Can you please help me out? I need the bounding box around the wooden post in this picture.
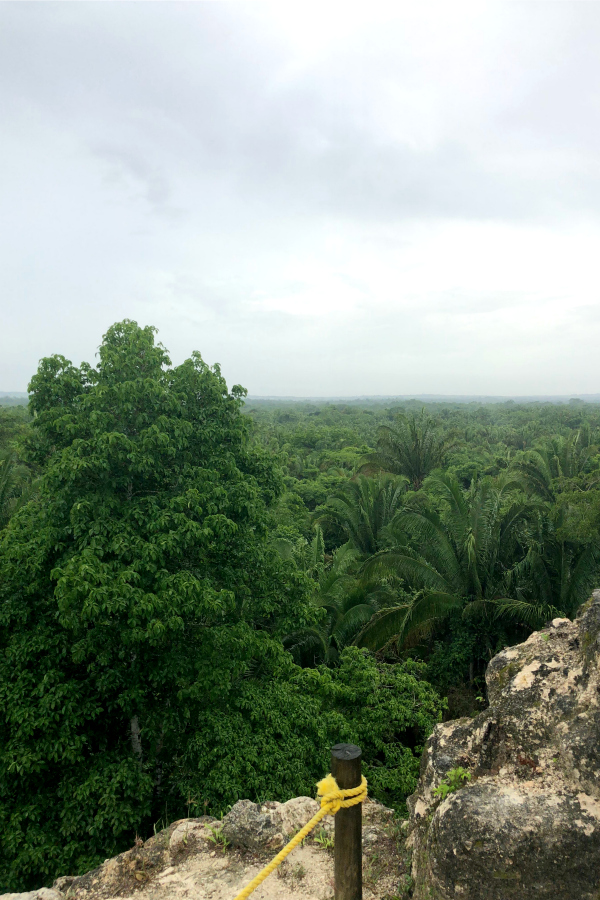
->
[331,743,362,900]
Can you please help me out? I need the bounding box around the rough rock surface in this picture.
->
[1,799,405,900]
[220,796,333,851]
[407,590,600,900]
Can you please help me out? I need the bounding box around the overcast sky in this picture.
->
[2,2,600,395]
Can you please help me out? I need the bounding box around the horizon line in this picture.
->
[2,391,599,403]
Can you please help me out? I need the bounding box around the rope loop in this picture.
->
[317,773,368,815]
[231,774,367,900]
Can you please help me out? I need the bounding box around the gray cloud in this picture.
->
[2,2,600,394]
[4,2,600,223]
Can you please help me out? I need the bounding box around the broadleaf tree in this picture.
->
[0,321,315,887]
[0,322,442,890]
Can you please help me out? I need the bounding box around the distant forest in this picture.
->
[244,393,600,695]
[1,322,600,890]
[0,394,28,407]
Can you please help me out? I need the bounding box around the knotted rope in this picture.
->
[231,774,368,900]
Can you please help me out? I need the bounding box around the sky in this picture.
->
[2,1,600,396]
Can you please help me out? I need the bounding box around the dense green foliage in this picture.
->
[0,407,34,529]
[3,325,600,891]
[247,395,600,699]
[0,324,442,891]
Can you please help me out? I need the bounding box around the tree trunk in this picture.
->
[130,715,143,762]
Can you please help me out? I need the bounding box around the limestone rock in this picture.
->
[48,817,212,898]
[407,589,600,900]
[279,796,326,836]
[23,797,404,900]
[220,796,332,851]
[169,816,217,854]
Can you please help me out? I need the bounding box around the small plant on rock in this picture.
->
[433,767,471,801]
[313,827,334,851]
[206,826,230,852]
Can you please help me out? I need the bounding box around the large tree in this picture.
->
[0,322,317,888]
[0,322,442,891]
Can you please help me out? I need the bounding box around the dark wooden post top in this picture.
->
[331,743,362,900]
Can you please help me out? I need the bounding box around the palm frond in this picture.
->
[283,628,327,667]
[353,604,412,651]
[493,597,562,630]
[332,603,382,649]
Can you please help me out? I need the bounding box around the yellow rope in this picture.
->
[231,774,367,900]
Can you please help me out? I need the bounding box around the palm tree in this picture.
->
[512,433,595,502]
[283,537,400,666]
[361,410,456,490]
[497,505,600,628]
[355,472,534,653]
[314,473,408,558]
